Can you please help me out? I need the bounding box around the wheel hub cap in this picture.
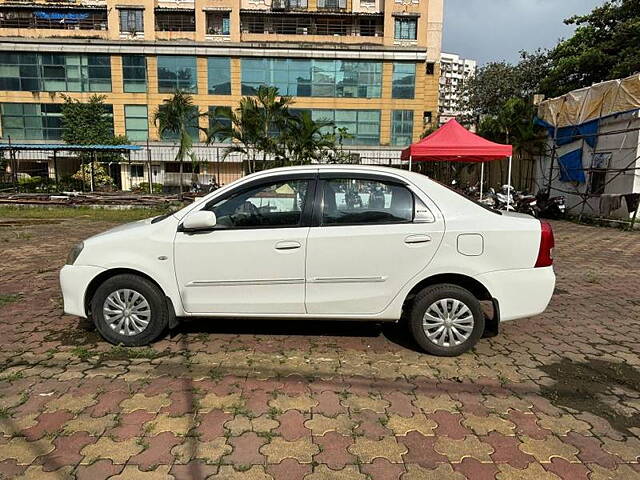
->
[422,298,474,348]
[103,289,151,336]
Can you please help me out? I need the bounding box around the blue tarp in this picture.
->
[535,117,599,148]
[34,11,90,21]
[558,148,586,183]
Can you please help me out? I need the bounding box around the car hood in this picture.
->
[89,217,155,239]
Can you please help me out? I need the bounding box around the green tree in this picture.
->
[541,0,640,97]
[154,90,205,197]
[282,111,335,165]
[61,94,127,191]
[460,50,549,119]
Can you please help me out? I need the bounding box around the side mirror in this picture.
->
[182,210,217,231]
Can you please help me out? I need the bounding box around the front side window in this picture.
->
[207,179,310,228]
[321,178,414,225]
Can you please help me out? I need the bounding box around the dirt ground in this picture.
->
[0,215,639,479]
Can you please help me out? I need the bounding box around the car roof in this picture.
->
[255,164,414,179]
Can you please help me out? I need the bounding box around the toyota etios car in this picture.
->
[60,166,555,356]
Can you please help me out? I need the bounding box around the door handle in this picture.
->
[275,241,302,250]
[405,234,431,244]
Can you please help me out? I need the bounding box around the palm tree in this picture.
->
[154,91,204,197]
[283,111,335,165]
[207,86,293,173]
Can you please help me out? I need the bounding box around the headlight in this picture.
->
[66,242,84,265]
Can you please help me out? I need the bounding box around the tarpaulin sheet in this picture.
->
[538,73,640,128]
[558,148,586,183]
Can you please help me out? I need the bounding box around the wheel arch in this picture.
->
[402,272,499,335]
[84,268,174,320]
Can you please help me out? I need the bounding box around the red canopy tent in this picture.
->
[400,119,513,204]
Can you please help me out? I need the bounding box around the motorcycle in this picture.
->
[535,191,567,219]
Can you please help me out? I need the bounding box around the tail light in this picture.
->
[535,221,554,268]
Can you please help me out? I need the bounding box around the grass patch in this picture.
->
[0,294,21,308]
[0,206,177,223]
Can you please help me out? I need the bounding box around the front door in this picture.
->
[174,175,315,314]
[305,175,444,315]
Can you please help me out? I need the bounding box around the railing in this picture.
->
[241,14,383,37]
[0,9,108,30]
[155,11,195,32]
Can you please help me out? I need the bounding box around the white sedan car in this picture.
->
[60,165,555,356]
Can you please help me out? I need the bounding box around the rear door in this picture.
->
[305,173,444,315]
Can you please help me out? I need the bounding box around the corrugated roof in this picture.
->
[0,144,142,151]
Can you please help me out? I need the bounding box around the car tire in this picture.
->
[409,284,485,356]
[90,274,169,347]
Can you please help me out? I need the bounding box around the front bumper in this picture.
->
[477,266,556,322]
[59,264,106,318]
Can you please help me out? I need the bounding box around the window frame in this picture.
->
[312,173,416,227]
[193,173,318,231]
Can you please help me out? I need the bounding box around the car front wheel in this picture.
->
[91,274,169,346]
[409,284,485,356]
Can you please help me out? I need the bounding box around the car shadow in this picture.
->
[171,317,424,353]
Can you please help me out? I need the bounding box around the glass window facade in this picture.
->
[157,55,197,93]
[391,110,414,146]
[125,105,148,141]
[0,103,63,140]
[207,57,231,95]
[0,53,111,92]
[119,9,143,33]
[122,55,147,93]
[208,106,232,143]
[394,18,417,40]
[241,58,382,98]
[310,109,380,145]
[392,62,416,99]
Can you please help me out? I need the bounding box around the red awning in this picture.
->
[400,119,512,162]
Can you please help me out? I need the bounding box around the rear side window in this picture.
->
[321,178,414,226]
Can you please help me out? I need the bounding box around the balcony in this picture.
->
[241,13,383,39]
[0,6,108,31]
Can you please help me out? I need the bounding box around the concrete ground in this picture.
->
[0,216,639,479]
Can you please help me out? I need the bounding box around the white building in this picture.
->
[439,53,477,125]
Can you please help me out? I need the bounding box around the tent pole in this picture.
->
[479,163,484,200]
[506,155,513,210]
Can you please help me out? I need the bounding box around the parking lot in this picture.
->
[0,214,639,479]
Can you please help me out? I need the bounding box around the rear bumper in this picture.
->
[60,264,105,318]
[477,266,555,322]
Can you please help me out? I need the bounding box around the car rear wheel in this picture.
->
[91,274,168,346]
[409,284,484,356]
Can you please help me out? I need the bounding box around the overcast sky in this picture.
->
[443,0,606,65]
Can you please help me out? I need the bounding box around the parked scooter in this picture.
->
[534,190,567,219]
